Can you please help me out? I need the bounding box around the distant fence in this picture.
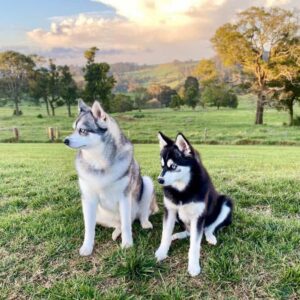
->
[0,127,62,142]
[0,127,210,143]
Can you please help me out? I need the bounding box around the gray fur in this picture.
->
[64,100,158,253]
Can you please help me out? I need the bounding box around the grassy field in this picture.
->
[1,95,300,145]
[0,143,299,299]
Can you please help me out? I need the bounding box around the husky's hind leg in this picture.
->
[139,176,156,229]
[205,197,232,245]
[112,227,121,241]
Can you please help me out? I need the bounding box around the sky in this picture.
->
[0,0,299,65]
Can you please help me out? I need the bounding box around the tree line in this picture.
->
[0,6,299,125]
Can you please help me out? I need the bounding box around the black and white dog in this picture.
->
[155,132,233,276]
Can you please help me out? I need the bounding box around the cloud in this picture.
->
[27,0,300,64]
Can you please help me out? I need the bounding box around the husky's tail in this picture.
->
[142,176,159,214]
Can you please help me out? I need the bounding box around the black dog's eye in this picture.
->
[79,128,88,135]
[170,163,177,170]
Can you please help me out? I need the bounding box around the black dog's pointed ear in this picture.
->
[78,99,90,113]
[157,131,173,150]
[175,133,193,156]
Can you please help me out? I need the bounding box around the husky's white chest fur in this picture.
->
[76,153,130,213]
[164,197,206,224]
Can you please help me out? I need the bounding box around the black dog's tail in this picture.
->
[215,195,233,233]
[204,195,233,234]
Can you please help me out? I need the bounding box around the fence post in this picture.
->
[55,128,60,140]
[204,128,207,143]
[48,127,54,142]
[13,127,19,142]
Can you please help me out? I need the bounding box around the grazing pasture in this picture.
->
[0,144,299,299]
[0,95,300,144]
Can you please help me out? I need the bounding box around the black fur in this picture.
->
[160,132,233,235]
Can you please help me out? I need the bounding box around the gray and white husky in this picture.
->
[64,100,158,255]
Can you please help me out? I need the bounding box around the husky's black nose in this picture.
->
[158,177,165,185]
[64,138,70,145]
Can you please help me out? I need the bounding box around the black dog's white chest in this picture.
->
[164,197,206,225]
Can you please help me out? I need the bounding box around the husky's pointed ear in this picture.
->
[175,133,192,156]
[78,99,90,113]
[158,131,173,150]
[91,101,106,121]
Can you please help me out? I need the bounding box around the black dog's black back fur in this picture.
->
[160,133,233,232]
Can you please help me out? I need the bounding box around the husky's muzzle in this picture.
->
[157,168,167,185]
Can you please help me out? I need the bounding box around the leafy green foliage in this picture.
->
[132,87,150,111]
[59,65,78,117]
[169,94,182,110]
[0,51,35,115]
[211,6,299,124]
[83,47,116,111]
[183,76,200,109]
[1,95,300,144]
[48,59,64,116]
[110,94,133,113]
[202,85,238,109]
[157,86,178,107]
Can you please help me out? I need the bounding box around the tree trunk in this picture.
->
[67,103,71,117]
[50,102,55,116]
[44,97,50,116]
[14,97,20,116]
[288,104,293,126]
[255,93,264,125]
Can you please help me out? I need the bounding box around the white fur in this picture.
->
[160,165,191,191]
[155,197,205,276]
[66,102,156,255]
[175,134,192,156]
[77,155,155,252]
[204,203,231,245]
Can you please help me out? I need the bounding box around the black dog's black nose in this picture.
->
[158,177,164,184]
[64,138,70,145]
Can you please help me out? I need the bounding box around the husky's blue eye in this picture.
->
[171,164,177,170]
[79,128,88,135]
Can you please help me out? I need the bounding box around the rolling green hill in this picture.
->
[70,60,198,92]
[112,60,198,91]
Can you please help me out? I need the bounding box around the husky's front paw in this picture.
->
[141,220,153,229]
[205,233,217,245]
[155,247,168,261]
[188,264,201,277]
[121,238,133,249]
[79,243,94,256]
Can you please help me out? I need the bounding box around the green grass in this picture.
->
[1,94,300,144]
[1,143,299,299]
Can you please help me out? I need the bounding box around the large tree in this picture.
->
[133,87,150,111]
[48,60,62,116]
[211,6,299,124]
[83,47,116,111]
[0,51,35,115]
[158,86,178,107]
[270,77,300,126]
[30,67,51,116]
[194,59,219,87]
[59,65,78,117]
[202,84,238,109]
[183,76,200,109]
